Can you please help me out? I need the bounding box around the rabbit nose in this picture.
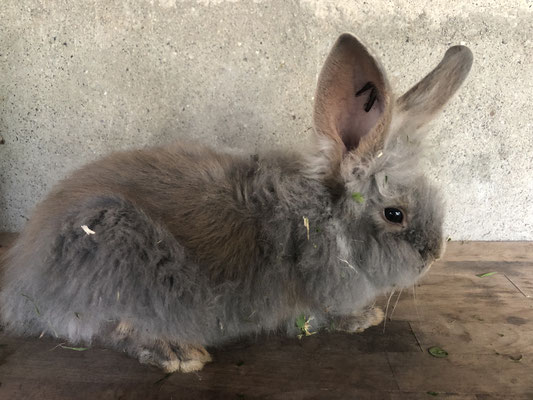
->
[418,247,431,260]
[421,236,445,260]
[418,243,442,263]
[433,239,445,260]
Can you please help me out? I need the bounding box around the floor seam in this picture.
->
[504,273,531,298]
[408,321,424,352]
[385,352,401,392]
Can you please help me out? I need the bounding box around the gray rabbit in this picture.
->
[0,34,472,373]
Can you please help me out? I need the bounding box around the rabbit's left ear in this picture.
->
[313,33,392,161]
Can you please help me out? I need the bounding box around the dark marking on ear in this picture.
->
[355,81,378,112]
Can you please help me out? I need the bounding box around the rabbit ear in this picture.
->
[313,33,392,160]
[395,45,473,131]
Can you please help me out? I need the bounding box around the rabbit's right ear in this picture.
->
[394,45,473,132]
[313,34,393,164]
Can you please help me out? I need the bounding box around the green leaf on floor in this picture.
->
[427,392,438,396]
[428,346,448,358]
[476,271,497,278]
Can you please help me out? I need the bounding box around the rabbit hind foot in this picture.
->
[138,341,212,373]
[112,322,211,373]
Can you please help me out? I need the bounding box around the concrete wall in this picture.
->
[0,0,532,240]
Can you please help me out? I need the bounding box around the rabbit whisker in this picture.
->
[382,289,395,334]
[389,288,403,321]
[412,285,421,324]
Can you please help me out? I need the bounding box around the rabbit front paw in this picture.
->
[332,306,384,333]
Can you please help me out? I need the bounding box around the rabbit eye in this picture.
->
[384,208,404,224]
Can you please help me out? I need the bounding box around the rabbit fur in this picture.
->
[0,34,472,372]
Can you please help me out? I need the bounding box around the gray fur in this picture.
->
[0,34,472,372]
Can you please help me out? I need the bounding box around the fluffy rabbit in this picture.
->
[0,34,472,373]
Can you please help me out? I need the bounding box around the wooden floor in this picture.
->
[0,233,532,399]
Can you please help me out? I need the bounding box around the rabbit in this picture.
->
[0,33,472,373]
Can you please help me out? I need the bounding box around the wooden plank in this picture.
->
[475,395,533,400]
[377,264,533,357]
[435,260,533,298]
[0,381,485,400]
[380,272,533,325]
[391,395,477,400]
[444,242,533,262]
[410,319,533,356]
[388,353,533,395]
[0,331,405,399]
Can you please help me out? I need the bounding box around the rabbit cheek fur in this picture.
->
[0,33,472,372]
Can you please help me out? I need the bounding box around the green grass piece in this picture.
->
[476,271,497,278]
[236,360,244,367]
[427,391,438,396]
[295,314,316,339]
[428,346,448,358]
[60,345,88,352]
[351,192,365,204]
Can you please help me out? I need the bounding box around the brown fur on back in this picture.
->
[28,142,261,280]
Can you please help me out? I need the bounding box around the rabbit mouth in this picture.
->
[419,259,435,275]
[416,242,443,268]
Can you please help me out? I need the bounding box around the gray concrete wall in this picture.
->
[0,0,532,240]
